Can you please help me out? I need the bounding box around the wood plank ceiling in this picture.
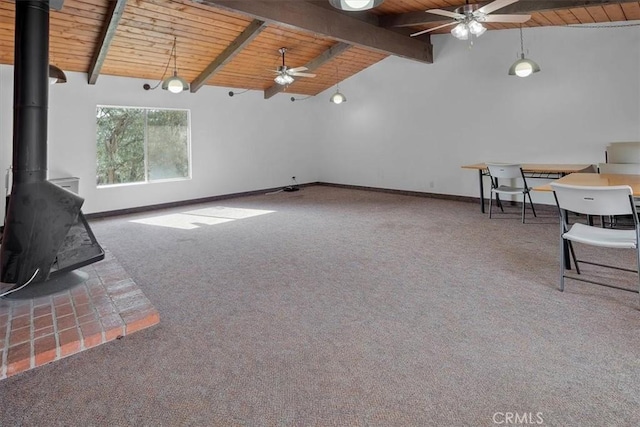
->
[0,0,638,99]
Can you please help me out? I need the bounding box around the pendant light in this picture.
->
[48,64,67,84]
[328,0,384,11]
[508,26,540,78]
[161,37,189,93]
[329,65,346,104]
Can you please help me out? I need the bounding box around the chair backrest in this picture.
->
[606,142,640,164]
[598,162,640,175]
[486,163,523,179]
[551,183,635,217]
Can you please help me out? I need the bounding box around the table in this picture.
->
[533,172,640,195]
[461,163,594,213]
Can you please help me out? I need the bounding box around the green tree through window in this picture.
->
[96,106,190,186]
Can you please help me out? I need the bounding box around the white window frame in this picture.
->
[96,105,192,188]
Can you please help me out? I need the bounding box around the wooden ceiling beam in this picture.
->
[87,0,127,84]
[263,41,351,99]
[190,19,267,93]
[195,0,432,63]
[380,0,639,28]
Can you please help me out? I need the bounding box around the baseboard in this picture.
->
[315,182,480,204]
[84,181,556,220]
[85,183,315,219]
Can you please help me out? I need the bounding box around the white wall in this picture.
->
[1,23,639,221]
[0,68,322,217]
[316,24,640,203]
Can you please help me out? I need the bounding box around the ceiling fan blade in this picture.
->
[288,66,308,73]
[290,72,316,78]
[425,9,465,20]
[483,14,531,23]
[477,0,519,15]
[410,21,457,37]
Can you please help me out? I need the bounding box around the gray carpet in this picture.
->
[1,185,639,426]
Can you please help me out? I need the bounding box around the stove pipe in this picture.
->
[1,0,103,286]
[12,0,49,186]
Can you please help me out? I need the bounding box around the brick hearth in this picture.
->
[0,250,159,379]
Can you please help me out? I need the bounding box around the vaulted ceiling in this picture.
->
[0,0,638,99]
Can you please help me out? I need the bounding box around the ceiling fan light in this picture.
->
[468,20,486,36]
[328,0,384,11]
[162,73,189,93]
[451,23,469,40]
[275,73,294,85]
[330,91,347,104]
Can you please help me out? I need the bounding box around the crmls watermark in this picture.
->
[492,412,544,425]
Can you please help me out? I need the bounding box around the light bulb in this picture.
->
[514,61,533,77]
[330,91,346,104]
[468,20,486,37]
[344,0,372,9]
[451,23,469,40]
[167,78,184,93]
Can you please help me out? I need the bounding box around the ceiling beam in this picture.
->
[190,19,267,93]
[87,0,127,84]
[50,0,64,11]
[263,42,351,100]
[195,0,432,63]
[380,0,639,28]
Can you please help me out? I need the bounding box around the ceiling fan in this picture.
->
[410,0,531,40]
[272,47,316,85]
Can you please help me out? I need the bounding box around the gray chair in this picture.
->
[486,163,536,223]
[551,182,640,296]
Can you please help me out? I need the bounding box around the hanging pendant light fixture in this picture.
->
[330,90,347,104]
[508,26,540,78]
[161,37,189,93]
[48,64,67,84]
[329,64,346,104]
[328,0,384,11]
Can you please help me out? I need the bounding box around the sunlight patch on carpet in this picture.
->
[129,207,275,230]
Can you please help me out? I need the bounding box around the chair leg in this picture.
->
[521,195,526,224]
[568,241,580,274]
[560,236,566,292]
[496,194,504,212]
[527,191,537,217]
[489,191,493,219]
[636,241,640,305]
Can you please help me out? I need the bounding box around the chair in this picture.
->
[605,142,640,164]
[598,163,640,224]
[550,183,640,295]
[598,162,640,175]
[486,163,537,223]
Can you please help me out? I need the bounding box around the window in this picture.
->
[96,106,191,186]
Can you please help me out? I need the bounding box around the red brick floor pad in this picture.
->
[0,250,159,379]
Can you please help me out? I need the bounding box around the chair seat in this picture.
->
[492,185,528,195]
[563,223,637,249]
